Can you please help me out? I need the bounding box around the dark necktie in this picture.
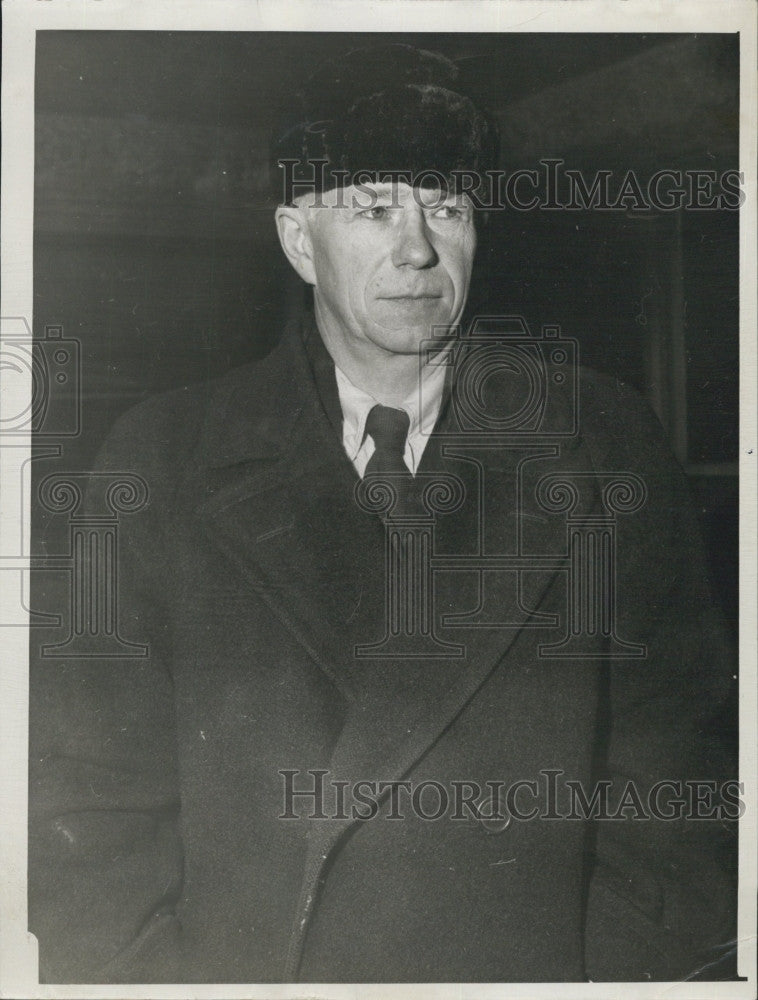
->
[364,404,411,477]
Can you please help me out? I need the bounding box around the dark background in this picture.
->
[33,31,739,641]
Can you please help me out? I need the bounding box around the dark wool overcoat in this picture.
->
[29,316,735,983]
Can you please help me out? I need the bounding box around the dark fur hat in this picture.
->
[272,43,497,202]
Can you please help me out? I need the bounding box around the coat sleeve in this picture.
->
[580,375,737,981]
[28,404,185,983]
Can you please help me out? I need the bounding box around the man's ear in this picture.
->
[275,204,317,286]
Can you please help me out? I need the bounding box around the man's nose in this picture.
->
[391,211,438,269]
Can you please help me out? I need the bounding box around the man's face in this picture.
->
[302,182,476,357]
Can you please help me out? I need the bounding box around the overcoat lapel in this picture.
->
[195,320,387,698]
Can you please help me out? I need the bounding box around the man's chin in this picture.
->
[369,323,455,357]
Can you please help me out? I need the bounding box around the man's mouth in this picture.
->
[379,292,443,301]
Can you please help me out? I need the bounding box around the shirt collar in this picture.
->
[334,348,450,461]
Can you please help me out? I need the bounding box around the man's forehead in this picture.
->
[298,181,473,210]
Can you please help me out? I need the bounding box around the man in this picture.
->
[29,43,735,983]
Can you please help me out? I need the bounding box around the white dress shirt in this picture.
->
[334,356,449,477]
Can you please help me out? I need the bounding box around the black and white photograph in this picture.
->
[1,1,756,996]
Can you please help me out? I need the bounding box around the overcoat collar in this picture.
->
[198,318,317,469]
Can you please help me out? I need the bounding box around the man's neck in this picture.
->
[313,304,439,407]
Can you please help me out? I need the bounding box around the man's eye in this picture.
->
[432,205,464,220]
[359,206,390,220]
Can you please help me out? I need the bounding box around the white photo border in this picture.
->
[2,1,755,997]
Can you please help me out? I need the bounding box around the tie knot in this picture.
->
[365,404,410,456]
